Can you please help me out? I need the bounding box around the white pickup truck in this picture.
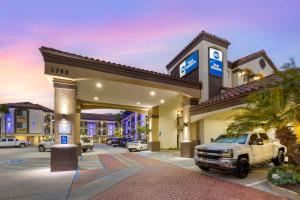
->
[194,132,287,178]
[38,136,94,152]
[0,138,29,148]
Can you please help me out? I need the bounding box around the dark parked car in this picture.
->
[111,138,120,147]
[119,138,129,148]
[106,138,113,145]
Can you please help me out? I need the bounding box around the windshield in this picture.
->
[213,134,248,144]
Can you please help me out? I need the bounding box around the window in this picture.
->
[249,134,259,145]
[1,139,6,142]
[16,122,23,128]
[259,133,269,142]
[8,139,14,142]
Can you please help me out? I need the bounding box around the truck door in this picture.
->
[7,138,15,147]
[258,133,274,161]
[0,139,7,147]
[249,133,264,163]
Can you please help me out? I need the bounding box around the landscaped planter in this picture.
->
[267,181,300,200]
[267,165,300,200]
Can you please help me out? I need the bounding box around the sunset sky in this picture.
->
[0,0,299,112]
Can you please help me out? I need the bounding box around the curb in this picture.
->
[267,181,300,200]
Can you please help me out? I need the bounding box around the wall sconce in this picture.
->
[61,114,66,120]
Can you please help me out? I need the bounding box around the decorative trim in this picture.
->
[166,31,230,70]
[229,50,277,71]
[40,47,202,90]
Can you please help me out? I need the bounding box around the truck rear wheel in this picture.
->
[234,158,249,178]
[272,150,284,166]
[38,145,45,152]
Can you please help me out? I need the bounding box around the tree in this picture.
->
[114,129,122,138]
[227,68,300,164]
[0,104,9,138]
[137,125,151,141]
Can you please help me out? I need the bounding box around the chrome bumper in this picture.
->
[194,156,237,170]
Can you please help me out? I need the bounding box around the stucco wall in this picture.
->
[198,111,232,144]
[1,108,15,135]
[158,95,181,149]
[232,57,274,87]
[29,109,44,134]
[167,40,231,103]
[294,121,300,144]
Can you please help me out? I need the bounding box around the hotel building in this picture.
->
[121,112,148,140]
[80,113,120,143]
[0,102,120,145]
[40,30,300,157]
[0,102,54,145]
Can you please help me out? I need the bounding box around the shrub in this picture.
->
[268,165,300,186]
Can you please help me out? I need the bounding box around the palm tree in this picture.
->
[227,68,300,164]
[0,104,9,138]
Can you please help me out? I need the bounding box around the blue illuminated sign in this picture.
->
[209,48,223,77]
[60,135,68,144]
[179,51,199,78]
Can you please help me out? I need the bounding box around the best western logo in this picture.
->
[179,51,199,78]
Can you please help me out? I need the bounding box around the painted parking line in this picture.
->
[246,179,267,187]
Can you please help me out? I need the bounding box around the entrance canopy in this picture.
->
[40,47,202,112]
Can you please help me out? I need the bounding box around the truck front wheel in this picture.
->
[272,150,285,166]
[234,158,249,178]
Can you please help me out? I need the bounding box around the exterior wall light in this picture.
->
[96,83,102,88]
[160,99,165,103]
[137,102,141,105]
[94,97,99,101]
[150,91,156,96]
[61,114,67,120]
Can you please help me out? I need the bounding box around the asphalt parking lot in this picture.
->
[0,144,281,200]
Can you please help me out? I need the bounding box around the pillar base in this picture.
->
[51,144,78,172]
[148,141,160,151]
[180,141,196,158]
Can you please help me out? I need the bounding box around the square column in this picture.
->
[52,79,79,172]
[148,106,160,151]
[53,80,78,144]
[180,97,199,158]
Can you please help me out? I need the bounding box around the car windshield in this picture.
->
[213,134,248,144]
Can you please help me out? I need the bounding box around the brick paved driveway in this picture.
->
[93,153,285,200]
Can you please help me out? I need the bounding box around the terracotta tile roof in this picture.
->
[40,46,202,88]
[229,50,277,71]
[2,102,53,113]
[80,113,119,121]
[191,74,281,113]
[166,31,231,70]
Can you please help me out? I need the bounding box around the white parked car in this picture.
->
[127,140,148,152]
[38,136,94,152]
[194,132,287,178]
[38,138,54,152]
[0,138,29,148]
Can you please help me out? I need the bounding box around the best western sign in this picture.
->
[209,48,223,78]
[179,51,199,78]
